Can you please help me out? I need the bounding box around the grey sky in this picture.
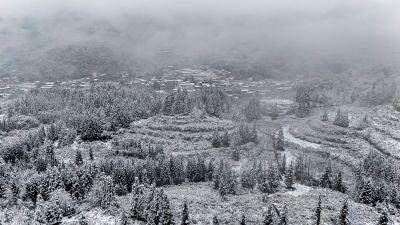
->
[0,0,399,74]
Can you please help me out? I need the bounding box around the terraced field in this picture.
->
[286,105,400,167]
[120,115,237,153]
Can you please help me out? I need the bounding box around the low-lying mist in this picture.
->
[0,0,399,80]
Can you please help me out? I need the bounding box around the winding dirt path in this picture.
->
[282,125,321,149]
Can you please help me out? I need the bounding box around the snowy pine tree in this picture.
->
[0,179,6,199]
[334,109,349,128]
[159,159,172,186]
[232,144,240,161]
[181,201,190,225]
[158,189,174,225]
[221,130,230,147]
[279,206,288,225]
[321,110,329,122]
[378,211,389,225]
[211,131,222,148]
[263,206,274,225]
[285,163,294,190]
[339,200,350,225]
[274,128,285,151]
[89,148,94,161]
[240,214,246,225]
[315,196,322,225]
[213,215,219,225]
[320,167,332,188]
[335,172,346,193]
[163,93,175,116]
[357,179,374,205]
[75,149,83,166]
[281,154,287,175]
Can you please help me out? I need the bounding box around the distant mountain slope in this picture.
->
[0,43,130,81]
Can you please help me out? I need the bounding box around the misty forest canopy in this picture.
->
[0,0,399,81]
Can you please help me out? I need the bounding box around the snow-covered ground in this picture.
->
[282,183,312,197]
[283,125,321,149]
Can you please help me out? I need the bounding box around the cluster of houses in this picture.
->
[129,68,296,100]
[0,67,297,103]
[0,76,20,99]
[34,72,126,90]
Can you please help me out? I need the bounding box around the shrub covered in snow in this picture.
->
[333,109,349,128]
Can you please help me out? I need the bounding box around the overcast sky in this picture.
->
[0,0,399,72]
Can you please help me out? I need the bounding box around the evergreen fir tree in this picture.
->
[131,177,143,219]
[158,189,174,225]
[321,110,329,122]
[232,144,240,161]
[244,96,262,122]
[89,148,94,161]
[279,206,288,225]
[221,130,230,147]
[181,201,190,225]
[163,93,175,116]
[335,172,346,193]
[315,196,322,225]
[275,128,285,151]
[80,115,103,141]
[213,160,224,190]
[285,163,294,190]
[238,121,251,144]
[240,214,246,225]
[213,215,219,225]
[10,180,20,205]
[357,179,374,205]
[173,89,187,115]
[211,131,222,148]
[242,166,257,190]
[0,179,6,198]
[34,194,46,224]
[119,212,129,225]
[320,167,332,188]
[206,158,215,181]
[45,144,58,167]
[339,200,350,225]
[34,193,62,224]
[159,159,172,186]
[263,206,274,225]
[270,165,281,191]
[75,149,83,166]
[186,158,197,182]
[170,157,185,185]
[250,123,258,144]
[378,211,389,225]
[79,214,89,225]
[281,154,287,174]
[97,175,118,208]
[334,109,349,128]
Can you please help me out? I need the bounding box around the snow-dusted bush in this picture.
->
[333,109,349,128]
[58,127,77,146]
[78,115,104,141]
[88,175,119,209]
[34,194,63,225]
[243,96,262,122]
[50,189,77,217]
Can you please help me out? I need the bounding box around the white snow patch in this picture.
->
[283,183,312,197]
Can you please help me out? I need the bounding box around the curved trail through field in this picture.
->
[282,125,321,149]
